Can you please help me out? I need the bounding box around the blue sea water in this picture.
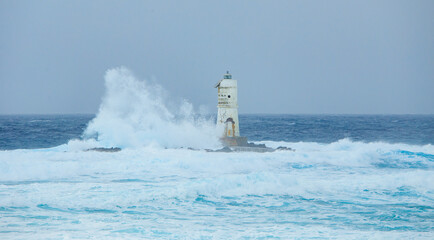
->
[1,67,433,239]
[1,114,433,150]
[0,114,433,239]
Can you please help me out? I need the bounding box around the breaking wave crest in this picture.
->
[79,67,221,149]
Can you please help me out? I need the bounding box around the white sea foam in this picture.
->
[1,140,433,239]
[1,140,433,191]
[80,67,221,150]
[1,67,434,238]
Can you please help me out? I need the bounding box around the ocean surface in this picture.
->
[1,68,434,239]
[0,114,433,239]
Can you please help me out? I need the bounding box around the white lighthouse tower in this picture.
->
[212,71,278,151]
[215,71,240,137]
[215,71,249,147]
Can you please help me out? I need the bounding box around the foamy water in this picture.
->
[1,68,433,239]
[0,141,433,239]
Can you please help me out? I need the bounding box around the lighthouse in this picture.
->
[215,71,240,136]
[215,71,247,146]
[210,71,286,152]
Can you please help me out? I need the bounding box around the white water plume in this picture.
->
[82,67,221,149]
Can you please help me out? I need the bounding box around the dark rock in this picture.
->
[276,146,295,151]
[86,147,122,152]
[211,147,233,152]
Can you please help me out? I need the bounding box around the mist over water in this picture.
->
[81,67,221,149]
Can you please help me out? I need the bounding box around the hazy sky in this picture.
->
[1,0,433,114]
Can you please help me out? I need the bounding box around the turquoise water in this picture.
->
[1,68,433,239]
[0,115,433,239]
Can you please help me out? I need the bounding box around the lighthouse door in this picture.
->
[224,118,235,137]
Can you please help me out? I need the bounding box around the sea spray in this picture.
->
[81,67,221,149]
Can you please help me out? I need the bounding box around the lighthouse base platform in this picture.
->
[220,136,248,147]
[210,136,290,153]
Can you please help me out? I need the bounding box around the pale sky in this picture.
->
[1,0,433,114]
